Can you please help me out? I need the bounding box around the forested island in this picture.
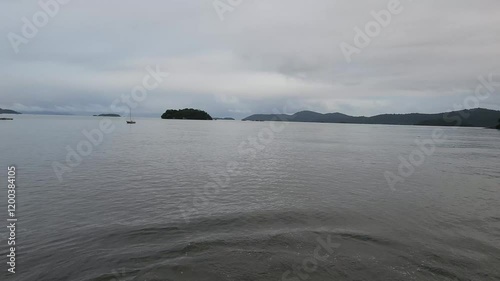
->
[94,114,121,117]
[0,108,21,114]
[161,108,213,120]
[243,108,500,128]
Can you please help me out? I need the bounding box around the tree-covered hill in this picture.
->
[0,108,21,114]
[161,108,213,120]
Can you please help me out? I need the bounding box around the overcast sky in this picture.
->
[1,0,499,118]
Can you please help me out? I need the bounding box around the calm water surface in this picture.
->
[0,115,499,281]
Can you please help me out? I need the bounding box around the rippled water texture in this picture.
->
[1,115,499,280]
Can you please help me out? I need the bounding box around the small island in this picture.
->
[214,117,235,120]
[94,114,121,117]
[161,108,213,120]
[0,108,21,115]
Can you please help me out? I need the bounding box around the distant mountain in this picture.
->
[24,111,74,116]
[94,114,121,117]
[243,108,500,128]
[0,108,21,114]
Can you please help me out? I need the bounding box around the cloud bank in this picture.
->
[1,0,500,118]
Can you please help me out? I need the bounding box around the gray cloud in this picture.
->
[1,0,499,119]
